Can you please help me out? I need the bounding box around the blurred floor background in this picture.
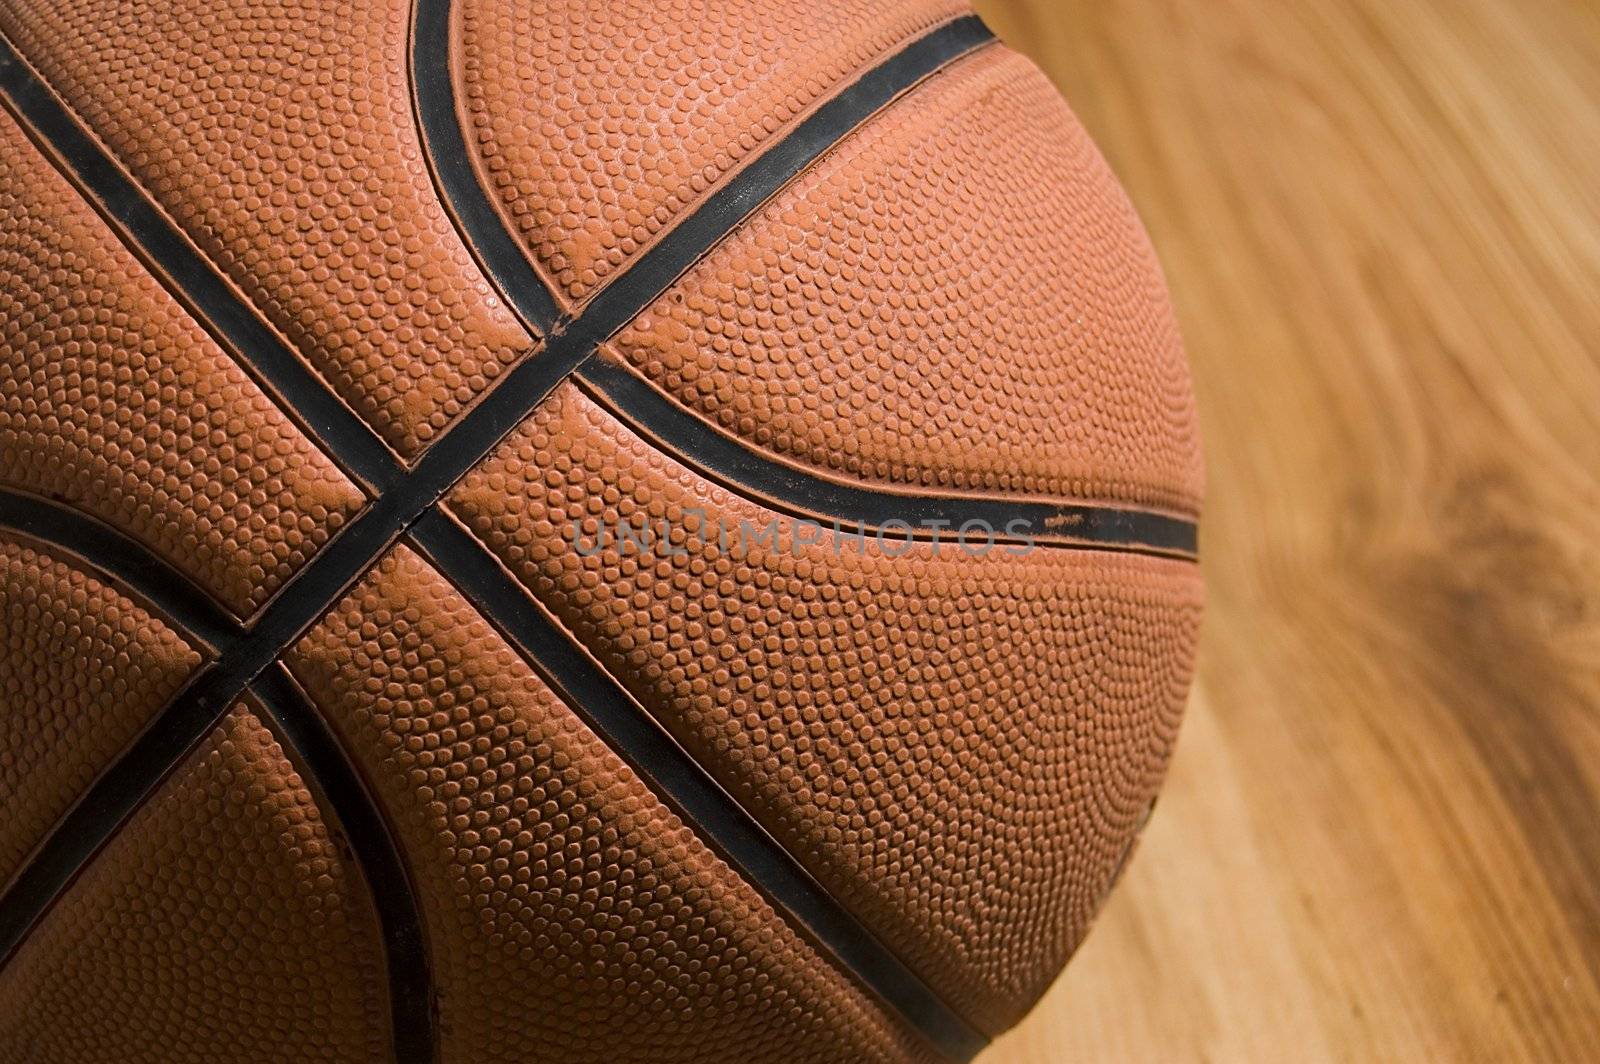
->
[969,1,1600,1060]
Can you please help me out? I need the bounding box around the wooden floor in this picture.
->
[969,1,1600,1060]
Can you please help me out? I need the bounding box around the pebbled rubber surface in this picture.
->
[0,537,201,887]
[576,354,1200,558]
[249,666,436,1063]
[450,383,1204,1030]
[0,102,365,616]
[457,0,966,305]
[0,488,238,649]
[286,545,941,1064]
[0,1,1202,1058]
[610,46,1202,515]
[0,0,532,458]
[408,506,988,1062]
[0,704,391,1063]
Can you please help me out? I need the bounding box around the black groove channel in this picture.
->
[578,358,1200,560]
[0,35,401,494]
[0,488,239,649]
[552,14,998,357]
[410,511,990,1064]
[0,484,424,969]
[411,0,563,334]
[0,495,434,1057]
[251,666,435,1064]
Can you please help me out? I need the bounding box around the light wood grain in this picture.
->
[969,1,1600,1059]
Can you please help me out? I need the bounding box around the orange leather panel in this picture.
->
[457,0,966,304]
[0,537,200,887]
[0,0,532,457]
[0,704,390,1062]
[0,103,365,615]
[450,383,1203,1030]
[609,46,1202,515]
[287,545,939,1064]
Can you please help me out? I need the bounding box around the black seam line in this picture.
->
[576,359,1200,560]
[382,13,1004,566]
[415,0,994,359]
[0,488,239,650]
[546,14,997,355]
[0,34,402,494]
[410,510,989,1064]
[250,665,436,1064]
[411,0,563,334]
[0,480,425,969]
[0,663,219,965]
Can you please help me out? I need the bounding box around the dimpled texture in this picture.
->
[285,545,938,1064]
[450,383,1204,1031]
[0,537,201,886]
[612,46,1202,515]
[0,0,1205,1052]
[0,105,364,615]
[0,0,532,458]
[0,704,390,1063]
[458,0,965,304]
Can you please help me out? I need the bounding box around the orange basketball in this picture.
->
[0,2,1201,1060]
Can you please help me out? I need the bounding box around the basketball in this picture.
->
[0,1,1201,1060]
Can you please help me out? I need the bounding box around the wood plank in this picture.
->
[970,0,1600,1058]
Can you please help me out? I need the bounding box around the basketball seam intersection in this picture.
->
[0,11,1195,1063]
